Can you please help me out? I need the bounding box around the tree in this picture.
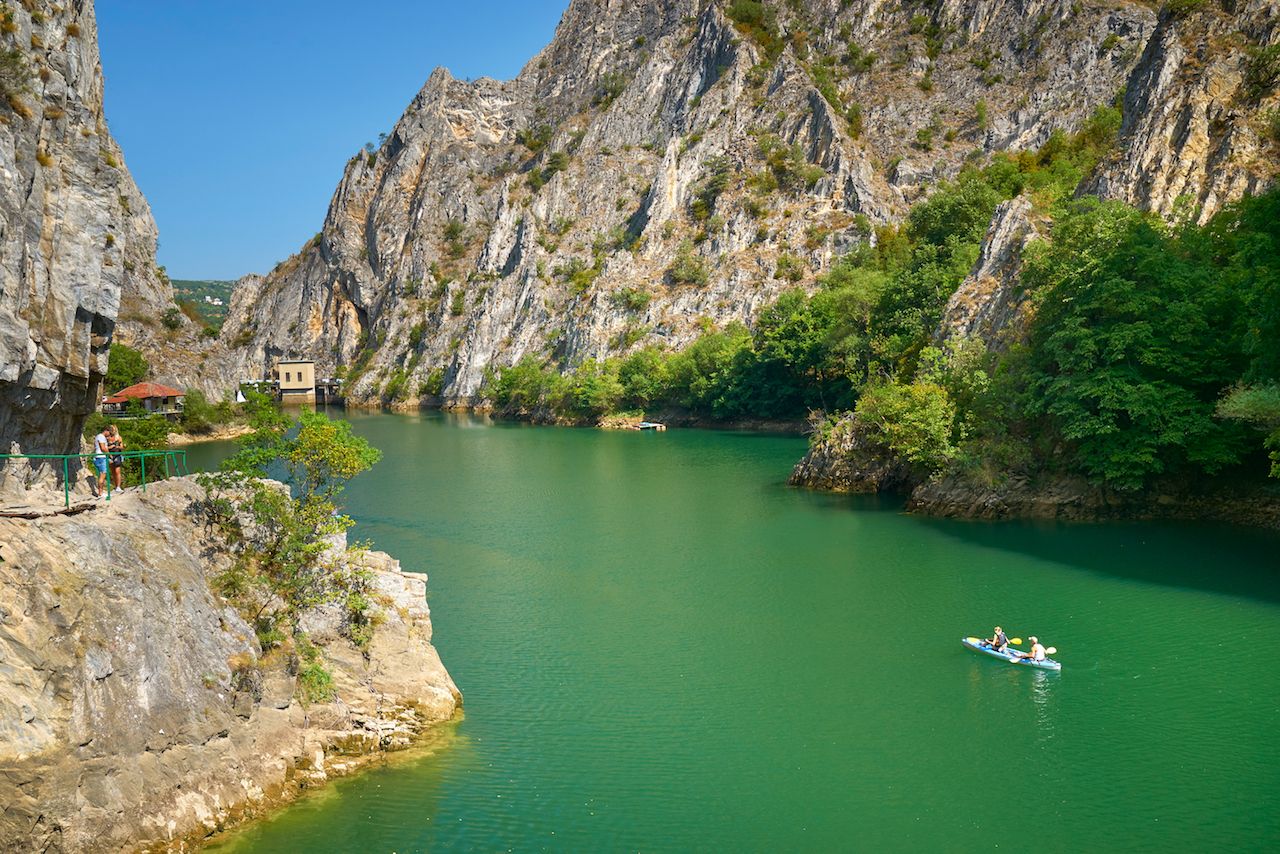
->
[566,359,624,418]
[854,381,957,471]
[199,411,382,652]
[1020,199,1246,489]
[1218,384,1280,479]
[105,343,148,392]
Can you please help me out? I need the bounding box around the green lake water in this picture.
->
[192,412,1280,851]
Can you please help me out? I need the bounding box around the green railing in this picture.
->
[0,449,191,509]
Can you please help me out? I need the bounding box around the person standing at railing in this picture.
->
[92,428,110,496]
[107,425,125,491]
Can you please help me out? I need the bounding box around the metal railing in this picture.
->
[0,449,191,508]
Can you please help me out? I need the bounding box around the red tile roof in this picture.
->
[104,381,185,403]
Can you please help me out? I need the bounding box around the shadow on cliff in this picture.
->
[911,511,1280,605]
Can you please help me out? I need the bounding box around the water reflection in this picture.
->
[1029,670,1057,742]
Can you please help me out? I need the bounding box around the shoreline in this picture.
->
[0,478,461,850]
[380,399,810,435]
[178,711,465,852]
[165,422,256,446]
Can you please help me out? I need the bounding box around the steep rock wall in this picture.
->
[0,478,460,851]
[0,0,170,464]
[1087,1,1280,219]
[218,0,1159,405]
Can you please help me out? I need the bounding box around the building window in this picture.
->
[285,372,291,382]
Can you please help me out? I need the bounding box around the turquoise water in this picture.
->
[195,412,1280,851]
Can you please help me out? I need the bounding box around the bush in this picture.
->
[181,389,219,434]
[296,639,336,704]
[161,307,184,330]
[595,71,627,107]
[611,287,652,312]
[0,48,31,98]
[1244,45,1280,103]
[756,134,826,192]
[775,253,805,281]
[516,123,552,153]
[667,241,709,286]
[847,103,864,139]
[1164,0,1205,17]
[1266,110,1280,147]
[691,157,732,221]
[854,382,957,471]
[420,367,445,397]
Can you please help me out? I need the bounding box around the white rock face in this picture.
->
[0,478,460,851]
[1086,1,1280,221]
[0,0,170,459]
[935,195,1041,350]
[218,0,1197,406]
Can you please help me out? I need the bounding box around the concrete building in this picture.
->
[275,359,316,404]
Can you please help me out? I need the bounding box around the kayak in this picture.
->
[962,636,1062,671]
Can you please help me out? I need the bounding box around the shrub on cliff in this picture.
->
[667,241,709,286]
[853,381,957,472]
[198,411,383,662]
[0,48,32,97]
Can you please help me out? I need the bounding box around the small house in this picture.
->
[275,359,316,403]
[101,381,185,416]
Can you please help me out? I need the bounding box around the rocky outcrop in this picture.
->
[788,3,1278,514]
[0,0,171,465]
[1087,1,1280,221]
[788,413,912,493]
[908,472,1280,527]
[217,0,1161,406]
[934,194,1041,350]
[0,478,460,851]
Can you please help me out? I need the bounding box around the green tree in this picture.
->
[1020,199,1246,489]
[854,381,957,471]
[198,411,382,650]
[1217,384,1280,478]
[566,359,624,418]
[105,343,148,392]
[618,347,670,409]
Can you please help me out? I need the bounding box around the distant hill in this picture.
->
[172,279,235,327]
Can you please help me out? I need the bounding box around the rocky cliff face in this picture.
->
[219,0,1185,405]
[0,0,171,465]
[790,1,1278,510]
[1087,0,1280,219]
[0,478,460,851]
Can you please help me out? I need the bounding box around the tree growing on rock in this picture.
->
[198,410,383,666]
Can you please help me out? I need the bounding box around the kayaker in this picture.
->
[1028,637,1047,661]
[985,626,1009,652]
[1013,636,1047,661]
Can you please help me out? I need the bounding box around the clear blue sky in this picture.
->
[97,1,568,281]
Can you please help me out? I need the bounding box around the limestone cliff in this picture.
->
[1086,0,1280,219]
[0,0,173,465]
[789,1,1278,513]
[219,0,1182,405]
[0,478,460,851]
